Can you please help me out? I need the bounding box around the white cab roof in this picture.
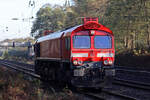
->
[37,25,81,43]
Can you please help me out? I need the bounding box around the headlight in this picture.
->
[104,60,113,65]
[73,60,78,65]
[104,60,108,65]
[108,60,113,65]
[78,61,83,65]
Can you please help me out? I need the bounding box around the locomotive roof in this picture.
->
[36,22,113,43]
[37,25,81,43]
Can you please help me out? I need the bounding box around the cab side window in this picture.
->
[65,37,70,50]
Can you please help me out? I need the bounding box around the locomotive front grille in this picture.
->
[72,67,104,87]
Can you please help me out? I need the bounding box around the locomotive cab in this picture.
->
[70,18,115,87]
[71,30,114,67]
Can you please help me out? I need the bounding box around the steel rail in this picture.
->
[2,62,34,72]
[116,69,150,74]
[115,66,150,73]
[102,89,137,100]
[82,92,105,100]
[0,61,40,79]
[0,60,34,68]
[1,61,34,72]
[113,78,150,90]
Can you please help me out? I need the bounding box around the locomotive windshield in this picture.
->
[73,36,90,49]
[94,36,112,49]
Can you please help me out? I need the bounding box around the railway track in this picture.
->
[116,68,150,75]
[81,92,105,100]
[113,78,150,90]
[79,88,137,100]
[115,66,150,74]
[115,66,150,86]
[110,78,150,100]
[101,89,137,100]
[0,60,150,100]
[0,60,40,79]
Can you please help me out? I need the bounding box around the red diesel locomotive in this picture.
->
[34,18,115,87]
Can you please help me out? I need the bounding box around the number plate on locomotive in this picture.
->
[105,69,115,76]
[74,69,85,76]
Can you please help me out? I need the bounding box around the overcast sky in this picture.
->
[0,0,66,41]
